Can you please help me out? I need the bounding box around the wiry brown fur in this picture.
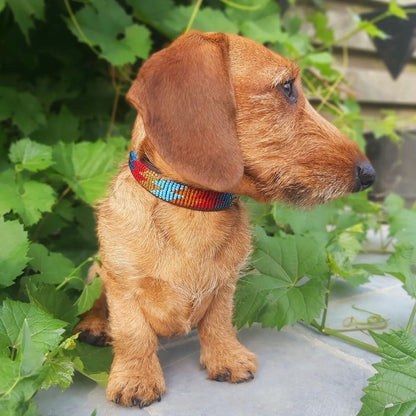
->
[75,31,373,408]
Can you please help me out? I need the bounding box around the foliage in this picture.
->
[358,330,416,416]
[0,0,415,415]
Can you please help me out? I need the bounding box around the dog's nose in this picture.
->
[354,161,376,192]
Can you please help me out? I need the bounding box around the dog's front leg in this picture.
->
[105,280,166,408]
[198,282,257,383]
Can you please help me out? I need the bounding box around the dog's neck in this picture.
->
[129,150,238,211]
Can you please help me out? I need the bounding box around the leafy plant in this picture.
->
[0,0,415,415]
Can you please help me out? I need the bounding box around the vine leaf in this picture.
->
[0,299,66,352]
[69,343,113,385]
[234,227,329,329]
[41,355,74,391]
[52,138,128,205]
[0,219,30,289]
[9,138,53,172]
[75,277,102,315]
[385,193,416,247]
[0,299,66,414]
[32,106,81,144]
[66,0,151,65]
[226,0,281,44]
[0,88,46,135]
[328,223,371,286]
[25,281,79,326]
[358,330,416,416]
[129,0,238,39]
[28,244,75,286]
[4,0,45,41]
[41,335,78,391]
[372,244,416,298]
[0,169,56,226]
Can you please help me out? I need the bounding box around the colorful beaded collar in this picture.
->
[129,151,238,211]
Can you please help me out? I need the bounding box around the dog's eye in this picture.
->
[277,79,297,104]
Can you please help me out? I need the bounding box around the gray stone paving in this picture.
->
[35,252,414,416]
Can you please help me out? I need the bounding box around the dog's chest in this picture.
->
[133,203,251,336]
[152,203,252,288]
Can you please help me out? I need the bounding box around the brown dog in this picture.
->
[75,31,375,408]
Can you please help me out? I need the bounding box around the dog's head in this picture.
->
[127,31,375,206]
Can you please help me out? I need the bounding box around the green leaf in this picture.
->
[0,357,42,415]
[41,355,74,391]
[225,0,275,19]
[67,0,151,65]
[389,1,407,19]
[357,21,388,39]
[18,181,56,226]
[384,193,405,215]
[385,195,416,247]
[0,218,30,288]
[0,300,66,413]
[190,7,238,34]
[240,14,282,43]
[0,88,46,135]
[75,277,102,315]
[272,202,335,245]
[327,223,370,286]
[383,244,416,297]
[309,12,335,45]
[28,244,75,285]
[305,52,333,66]
[9,138,53,172]
[128,0,178,38]
[32,106,81,144]
[0,170,56,226]
[358,330,416,416]
[5,0,45,41]
[0,390,40,416]
[131,0,239,39]
[234,228,329,329]
[19,319,44,377]
[70,343,112,385]
[0,299,66,353]
[25,281,78,325]
[52,138,128,204]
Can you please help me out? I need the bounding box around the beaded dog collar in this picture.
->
[129,151,238,211]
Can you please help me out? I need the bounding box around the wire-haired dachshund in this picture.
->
[75,31,375,408]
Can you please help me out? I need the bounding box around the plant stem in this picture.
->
[219,0,262,10]
[316,45,348,113]
[322,327,379,354]
[302,73,345,116]
[310,320,379,354]
[55,256,95,291]
[313,11,391,54]
[406,301,416,334]
[63,0,101,58]
[107,66,121,138]
[320,275,332,330]
[185,0,203,33]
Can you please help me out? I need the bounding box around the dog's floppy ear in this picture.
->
[126,31,243,192]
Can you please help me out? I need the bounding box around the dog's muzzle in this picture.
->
[354,161,376,192]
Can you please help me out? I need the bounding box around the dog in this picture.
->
[75,31,375,408]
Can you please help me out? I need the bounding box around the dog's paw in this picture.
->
[74,318,112,346]
[77,329,111,346]
[106,355,166,407]
[201,343,257,383]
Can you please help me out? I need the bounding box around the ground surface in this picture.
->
[35,252,413,416]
